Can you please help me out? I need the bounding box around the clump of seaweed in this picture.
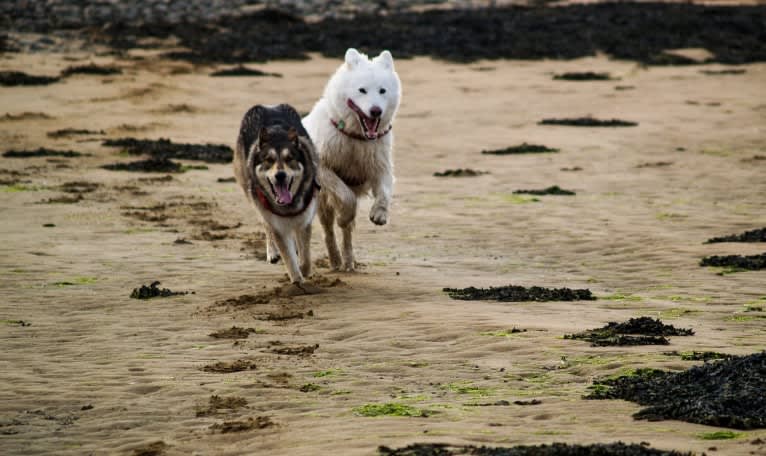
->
[700,253,766,271]
[539,117,637,127]
[102,138,233,163]
[665,351,732,362]
[196,395,248,416]
[209,327,257,339]
[61,64,122,76]
[553,72,613,81]
[586,351,766,429]
[481,143,559,155]
[270,343,319,356]
[210,416,274,433]
[102,158,183,173]
[353,403,433,418]
[210,66,282,77]
[130,281,188,299]
[444,285,594,302]
[513,185,575,196]
[379,442,695,456]
[47,128,105,138]
[705,228,766,244]
[3,148,84,158]
[0,71,60,86]
[202,359,257,373]
[564,317,693,347]
[700,69,746,75]
[433,169,487,177]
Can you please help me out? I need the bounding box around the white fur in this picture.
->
[303,49,401,271]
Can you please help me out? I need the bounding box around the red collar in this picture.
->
[331,119,392,141]
[254,182,318,216]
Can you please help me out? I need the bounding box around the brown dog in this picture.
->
[233,104,320,290]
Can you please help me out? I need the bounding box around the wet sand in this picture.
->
[1,51,765,455]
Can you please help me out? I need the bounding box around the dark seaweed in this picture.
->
[0,71,60,86]
[83,4,766,66]
[586,351,766,430]
[565,317,693,347]
[700,253,766,271]
[202,359,257,373]
[513,185,575,196]
[102,158,183,173]
[481,143,559,155]
[209,327,257,339]
[539,117,638,127]
[700,69,746,75]
[554,72,613,81]
[665,351,732,362]
[210,66,282,77]
[130,281,188,299]
[61,64,122,76]
[3,147,83,158]
[433,169,487,177]
[444,285,594,302]
[379,442,695,456]
[705,228,766,244]
[636,161,673,169]
[102,137,232,163]
[47,128,105,138]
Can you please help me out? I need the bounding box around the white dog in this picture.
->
[303,48,401,271]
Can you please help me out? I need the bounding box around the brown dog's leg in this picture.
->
[270,230,303,284]
[297,223,312,278]
[265,230,281,264]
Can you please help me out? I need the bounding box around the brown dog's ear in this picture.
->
[287,127,299,144]
[258,128,270,148]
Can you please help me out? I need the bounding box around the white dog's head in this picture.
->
[325,48,401,140]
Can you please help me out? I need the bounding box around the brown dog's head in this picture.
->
[249,126,311,207]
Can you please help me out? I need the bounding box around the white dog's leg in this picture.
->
[369,169,393,226]
[341,221,355,272]
[297,223,312,278]
[265,230,281,264]
[271,231,303,284]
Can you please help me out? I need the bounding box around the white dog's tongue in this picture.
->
[274,182,293,205]
[362,117,378,139]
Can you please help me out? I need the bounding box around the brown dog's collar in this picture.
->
[254,181,318,216]
[331,119,392,141]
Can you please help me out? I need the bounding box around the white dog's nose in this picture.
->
[370,106,382,118]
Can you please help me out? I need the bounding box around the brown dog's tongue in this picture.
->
[275,182,293,205]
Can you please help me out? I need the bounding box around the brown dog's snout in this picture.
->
[275,170,287,183]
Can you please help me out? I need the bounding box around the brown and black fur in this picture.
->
[233,104,320,285]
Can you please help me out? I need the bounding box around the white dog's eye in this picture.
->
[379,88,386,94]
[359,88,367,94]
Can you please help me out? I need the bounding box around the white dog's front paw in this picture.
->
[369,205,388,226]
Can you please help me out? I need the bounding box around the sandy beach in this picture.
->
[1,34,766,455]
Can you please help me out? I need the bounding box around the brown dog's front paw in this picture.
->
[369,206,388,226]
[267,252,281,264]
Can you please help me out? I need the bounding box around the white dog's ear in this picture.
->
[375,50,394,70]
[345,48,362,68]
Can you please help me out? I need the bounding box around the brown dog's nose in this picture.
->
[370,106,382,118]
[275,171,287,183]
